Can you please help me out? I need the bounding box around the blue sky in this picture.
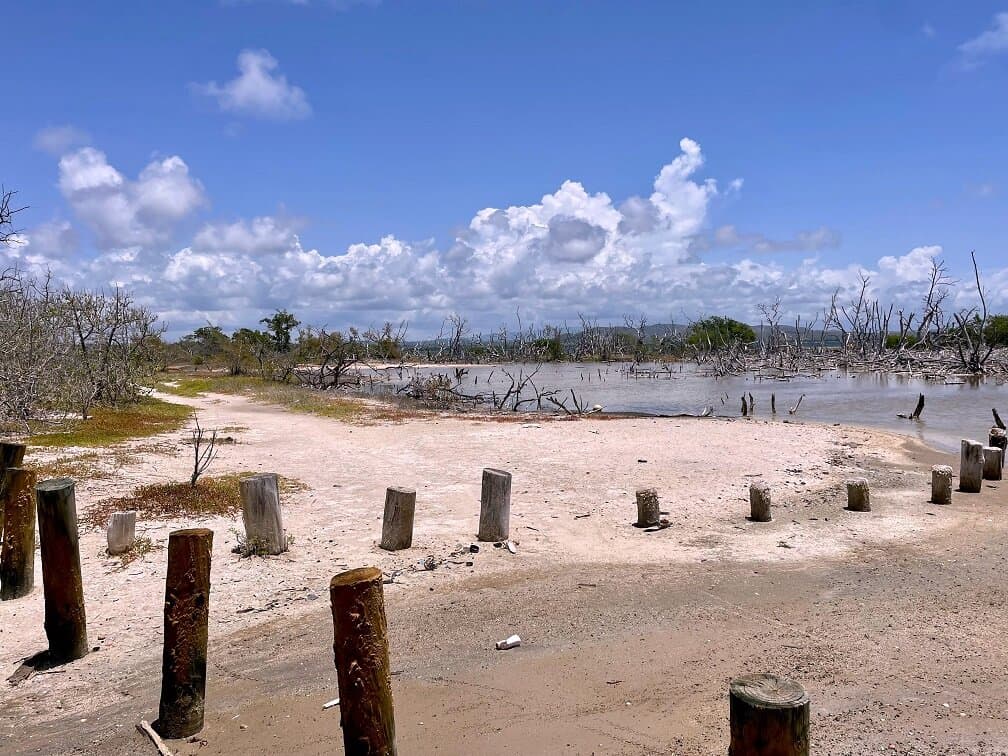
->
[4,1,1007,336]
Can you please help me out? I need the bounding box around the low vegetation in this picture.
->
[29,398,192,448]
[157,374,416,423]
[113,536,160,568]
[82,472,306,531]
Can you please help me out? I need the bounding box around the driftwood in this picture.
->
[788,394,805,415]
[136,720,173,756]
[897,393,925,420]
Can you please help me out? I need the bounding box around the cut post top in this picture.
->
[36,477,74,493]
[169,527,214,540]
[386,486,416,496]
[331,566,383,589]
[729,673,809,709]
[483,467,511,479]
[240,472,277,482]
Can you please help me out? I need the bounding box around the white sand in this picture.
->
[1,391,942,720]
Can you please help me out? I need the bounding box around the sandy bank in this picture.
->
[0,392,987,753]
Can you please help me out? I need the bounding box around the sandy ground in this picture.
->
[1,392,1005,754]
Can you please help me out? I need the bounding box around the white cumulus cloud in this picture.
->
[12,138,1008,338]
[57,147,205,250]
[194,49,312,120]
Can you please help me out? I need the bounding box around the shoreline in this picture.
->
[3,393,993,754]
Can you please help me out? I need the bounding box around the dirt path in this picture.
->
[3,393,1004,754]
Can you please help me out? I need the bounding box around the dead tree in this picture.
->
[952,251,995,374]
[0,186,26,246]
[190,413,218,488]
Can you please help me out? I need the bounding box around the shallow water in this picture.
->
[377,362,1007,453]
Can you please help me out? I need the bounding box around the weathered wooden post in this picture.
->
[845,478,870,512]
[729,673,809,756]
[1,468,38,600]
[749,481,772,522]
[989,427,1007,469]
[930,465,953,505]
[0,442,26,532]
[107,510,137,556]
[35,478,88,661]
[380,487,416,551]
[635,487,660,527]
[983,447,1003,481]
[0,442,25,471]
[330,567,396,756]
[239,473,286,555]
[959,439,984,493]
[478,468,512,542]
[155,528,213,739]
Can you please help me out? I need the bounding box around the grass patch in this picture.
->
[113,536,161,568]
[30,398,192,448]
[155,373,420,424]
[82,471,307,530]
[157,374,265,398]
[35,442,180,483]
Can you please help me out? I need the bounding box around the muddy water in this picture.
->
[383,362,1007,453]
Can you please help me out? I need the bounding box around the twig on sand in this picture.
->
[136,721,172,756]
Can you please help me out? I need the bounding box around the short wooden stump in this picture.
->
[729,673,809,756]
[845,478,870,512]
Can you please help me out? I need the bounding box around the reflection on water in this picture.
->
[371,362,1007,453]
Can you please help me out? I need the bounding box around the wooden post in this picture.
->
[729,673,809,756]
[845,478,870,512]
[930,465,953,505]
[35,478,88,661]
[989,427,1006,469]
[0,442,26,537]
[155,528,213,739]
[330,567,396,756]
[478,468,512,542]
[239,473,286,555]
[107,510,137,556]
[635,487,660,526]
[983,447,1003,481]
[959,439,984,493]
[749,481,772,522]
[1,468,38,601]
[380,487,416,551]
[0,442,25,470]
